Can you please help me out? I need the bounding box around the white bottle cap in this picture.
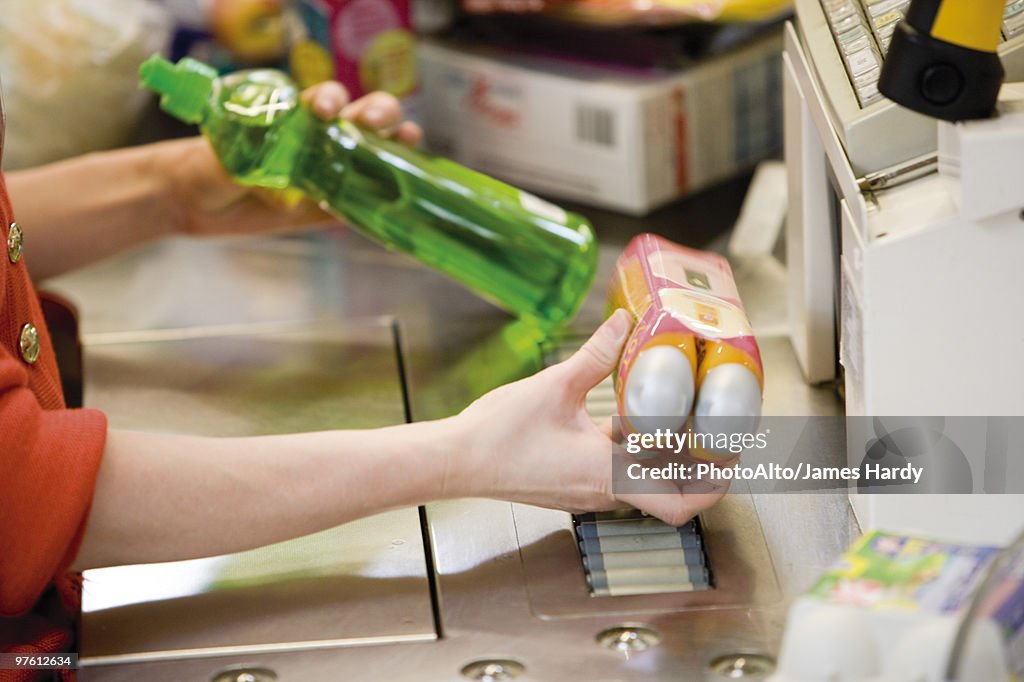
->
[623,345,695,436]
[694,363,762,445]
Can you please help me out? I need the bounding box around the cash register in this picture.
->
[785,0,1024,540]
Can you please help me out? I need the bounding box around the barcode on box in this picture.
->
[575,105,615,147]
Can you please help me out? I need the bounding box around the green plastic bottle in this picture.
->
[139,55,598,328]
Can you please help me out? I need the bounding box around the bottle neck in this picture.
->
[139,55,216,124]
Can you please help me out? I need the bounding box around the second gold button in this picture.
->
[19,323,40,364]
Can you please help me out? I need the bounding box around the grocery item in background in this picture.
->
[608,234,763,460]
[770,530,1024,682]
[288,0,417,97]
[549,0,791,27]
[162,0,417,91]
[418,30,782,215]
[140,56,598,329]
[210,0,289,63]
[0,0,171,170]
[159,0,290,72]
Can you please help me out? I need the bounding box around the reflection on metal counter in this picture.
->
[80,319,439,662]
[54,231,854,681]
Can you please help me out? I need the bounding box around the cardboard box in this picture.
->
[418,33,783,215]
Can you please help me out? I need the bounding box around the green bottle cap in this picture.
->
[139,54,217,124]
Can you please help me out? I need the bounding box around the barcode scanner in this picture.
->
[878,0,1005,120]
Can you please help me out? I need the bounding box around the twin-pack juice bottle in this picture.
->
[609,233,763,460]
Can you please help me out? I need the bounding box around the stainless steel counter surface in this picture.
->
[78,317,439,663]
[43,225,856,681]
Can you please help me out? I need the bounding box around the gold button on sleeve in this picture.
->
[7,222,23,264]
[19,323,40,364]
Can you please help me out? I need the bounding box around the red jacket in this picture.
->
[0,168,107,681]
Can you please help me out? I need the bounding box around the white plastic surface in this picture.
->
[784,30,838,384]
[849,496,1024,547]
[938,85,1024,222]
[777,604,881,680]
[729,160,788,258]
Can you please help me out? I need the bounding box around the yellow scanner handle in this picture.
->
[879,0,1005,121]
[913,0,1004,53]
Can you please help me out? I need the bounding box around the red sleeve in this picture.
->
[0,169,107,619]
[0,351,107,617]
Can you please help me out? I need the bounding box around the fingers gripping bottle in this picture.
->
[609,234,763,461]
[139,55,598,329]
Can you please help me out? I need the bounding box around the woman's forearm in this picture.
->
[6,85,422,281]
[72,418,471,571]
[70,312,711,572]
[6,141,182,281]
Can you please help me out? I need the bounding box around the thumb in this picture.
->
[557,309,633,396]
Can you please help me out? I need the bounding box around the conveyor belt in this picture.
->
[548,339,714,597]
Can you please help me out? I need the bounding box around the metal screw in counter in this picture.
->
[707,652,776,678]
[596,625,662,655]
[459,658,526,681]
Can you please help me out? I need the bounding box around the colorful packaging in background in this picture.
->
[771,530,1024,681]
[461,0,791,26]
[550,0,792,26]
[418,30,782,215]
[608,234,762,461]
[288,0,417,97]
[808,531,1002,609]
[140,56,597,329]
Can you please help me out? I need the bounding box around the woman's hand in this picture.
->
[451,310,729,527]
[159,82,422,238]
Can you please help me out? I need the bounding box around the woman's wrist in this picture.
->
[438,406,518,503]
[148,136,220,237]
[408,414,483,503]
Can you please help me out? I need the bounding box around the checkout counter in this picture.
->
[45,181,857,680]
[40,2,1024,675]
